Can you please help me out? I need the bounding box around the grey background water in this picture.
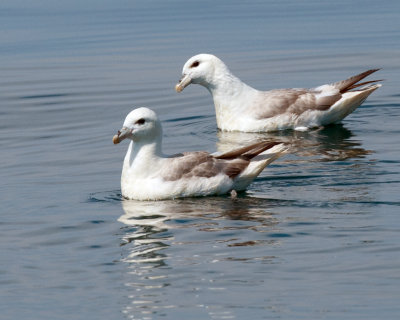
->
[1,0,399,319]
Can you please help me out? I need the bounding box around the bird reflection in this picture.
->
[119,196,279,228]
[118,197,279,264]
[118,201,171,267]
[216,124,371,162]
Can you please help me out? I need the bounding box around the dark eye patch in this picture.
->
[136,118,145,125]
[190,61,200,68]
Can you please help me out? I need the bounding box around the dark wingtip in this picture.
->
[215,141,282,161]
[346,79,384,91]
[338,69,382,93]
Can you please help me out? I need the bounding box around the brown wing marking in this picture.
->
[163,141,283,181]
[163,152,217,181]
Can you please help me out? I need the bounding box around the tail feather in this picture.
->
[231,142,287,190]
[325,84,381,124]
[331,69,381,93]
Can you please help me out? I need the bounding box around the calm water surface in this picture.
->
[1,1,400,319]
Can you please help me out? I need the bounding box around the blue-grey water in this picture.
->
[1,1,400,319]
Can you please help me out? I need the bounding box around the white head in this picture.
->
[175,54,229,92]
[113,107,162,145]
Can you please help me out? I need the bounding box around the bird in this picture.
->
[175,54,382,132]
[112,107,287,200]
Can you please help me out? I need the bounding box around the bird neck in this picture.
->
[208,67,258,102]
[123,139,163,175]
[206,70,258,130]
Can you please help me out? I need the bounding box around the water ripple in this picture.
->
[88,190,122,203]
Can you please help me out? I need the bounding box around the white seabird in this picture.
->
[113,107,287,200]
[175,54,382,132]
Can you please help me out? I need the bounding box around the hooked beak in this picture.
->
[112,127,132,144]
[175,74,191,92]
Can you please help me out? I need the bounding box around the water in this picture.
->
[1,0,400,319]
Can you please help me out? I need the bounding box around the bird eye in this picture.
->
[136,118,145,125]
[190,61,200,68]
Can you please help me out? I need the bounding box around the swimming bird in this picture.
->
[175,54,382,132]
[112,107,287,200]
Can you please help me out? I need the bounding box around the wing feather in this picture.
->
[162,141,283,181]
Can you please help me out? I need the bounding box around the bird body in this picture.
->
[176,54,382,132]
[113,107,286,200]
